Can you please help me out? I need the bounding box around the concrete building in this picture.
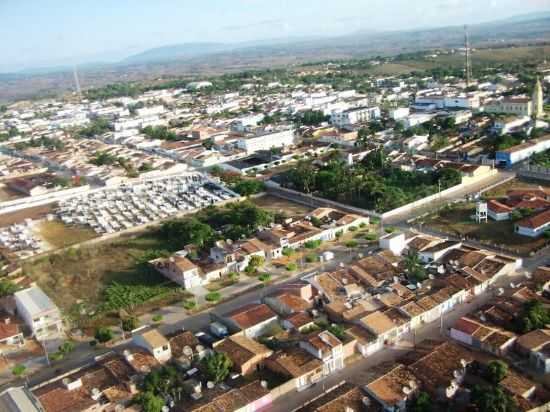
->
[14,286,63,340]
[495,134,550,167]
[484,97,532,117]
[132,329,172,364]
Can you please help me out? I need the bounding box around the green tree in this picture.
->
[232,179,265,196]
[201,352,233,383]
[516,300,550,333]
[11,364,26,377]
[160,217,215,249]
[121,317,140,332]
[486,360,508,384]
[470,385,516,412]
[410,391,432,412]
[94,327,113,343]
[135,391,164,412]
[0,279,20,297]
[404,250,427,283]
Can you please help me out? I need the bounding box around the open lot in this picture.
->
[0,203,56,227]
[482,178,548,198]
[251,194,313,216]
[21,231,187,328]
[35,220,97,249]
[420,202,549,256]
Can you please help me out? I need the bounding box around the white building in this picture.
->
[389,107,410,120]
[14,286,63,340]
[493,116,531,136]
[236,129,296,154]
[330,106,381,128]
[484,97,532,117]
[379,232,406,255]
[400,113,435,129]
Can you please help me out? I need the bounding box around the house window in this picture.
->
[162,345,169,351]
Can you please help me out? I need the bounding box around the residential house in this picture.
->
[0,321,24,346]
[364,364,419,412]
[213,334,273,376]
[132,329,172,364]
[265,347,323,391]
[0,387,43,412]
[516,329,550,373]
[299,331,344,376]
[215,303,279,338]
[293,382,368,412]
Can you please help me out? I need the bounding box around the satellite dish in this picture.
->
[196,345,205,352]
[183,346,193,356]
[207,381,215,389]
[402,386,411,395]
[162,406,169,412]
[261,380,268,389]
[460,358,468,368]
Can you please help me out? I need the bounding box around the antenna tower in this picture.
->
[73,66,82,99]
[464,25,472,86]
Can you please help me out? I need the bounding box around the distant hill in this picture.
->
[122,43,230,64]
[1,10,549,102]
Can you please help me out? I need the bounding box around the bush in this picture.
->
[364,232,378,241]
[183,299,197,310]
[335,230,343,239]
[205,292,221,302]
[58,341,75,355]
[152,314,163,323]
[384,227,396,234]
[305,254,319,263]
[348,226,358,232]
[258,273,272,282]
[228,272,239,281]
[304,240,322,249]
[345,240,359,248]
[121,317,140,332]
[359,222,367,228]
[95,327,113,343]
[286,263,298,271]
[282,247,295,256]
[11,364,26,376]
[89,340,98,347]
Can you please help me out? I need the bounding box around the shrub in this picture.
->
[348,226,358,232]
[258,273,272,282]
[11,364,26,376]
[58,341,75,355]
[304,240,322,249]
[205,292,221,302]
[359,222,367,228]
[50,352,64,362]
[95,327,113,343]
[89,340,98,347]
[335,230,343,239]
[121,317,140,332]
[305,254,319,263]
[183,299,197,310]
[345,240,359,248]
[228,272,239,281]
[364,232,378,241]
[152,314,163,323]
[384,227,396,234]
[286,263,298,271]
[282,247,295,256]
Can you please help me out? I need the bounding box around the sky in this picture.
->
[1,0,549,73]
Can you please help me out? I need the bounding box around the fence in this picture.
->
[518,165,550,182]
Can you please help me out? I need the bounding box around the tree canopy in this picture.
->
[200,352,233,383]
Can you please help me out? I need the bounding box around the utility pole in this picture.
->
[73,66,82,101]
[464,25,473,87]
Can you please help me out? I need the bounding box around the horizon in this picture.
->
[2,0,550,74]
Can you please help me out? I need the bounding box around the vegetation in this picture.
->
[327,324,346,340]
[282,247,295,257]
[486,360,508,384]
[345,240,359,248]
[515,299,550,333]
[297,110,329,126]
[90,150,118,166]
[201,352,233,383]
[409,392,432,412]
[205,291,221,302]
[0,279,20,297]
[286,263,298,271]
[304,239,322,249]
[11,364,26,377]
[142,125,178,141]
[159,217,215,250]
[531,149,550,168]
[470,385,516,412]
[94,327,113,343]
[305,254,319,263]
[135,392,164,412]
[121,316,140,332]
[78,118,111,138]
[182,299,197,310]
[14,136,65,151]
[152,314,163,322]
[284,151,461,212]
[404,250,427,283]
[258,273,272,282]
[232,179,266,196]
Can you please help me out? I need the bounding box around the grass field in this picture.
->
[21,231,187,327]
[35,220,97,249]
[421,203,549,256]
[482,179,549,198]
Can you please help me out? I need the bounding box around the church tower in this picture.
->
[532,77,544,119]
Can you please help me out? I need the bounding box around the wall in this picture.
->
[270,378,297,401]
[518,165,550,182]
[265,182,381,219]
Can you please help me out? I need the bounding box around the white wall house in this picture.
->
[14,286,63,340]
[133,329,172,363]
